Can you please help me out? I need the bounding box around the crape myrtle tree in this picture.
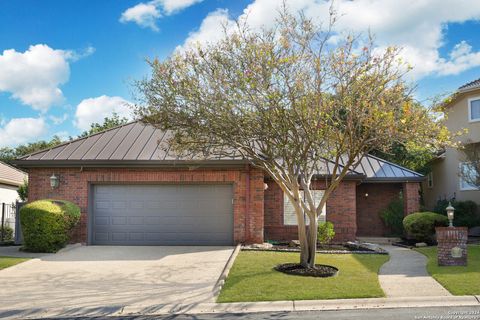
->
[135,8,449,268]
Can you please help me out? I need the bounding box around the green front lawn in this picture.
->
[416,245,480,295]
[218,251,389,302]
[0,256,29,270]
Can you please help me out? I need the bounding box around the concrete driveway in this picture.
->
[0,246,233,311]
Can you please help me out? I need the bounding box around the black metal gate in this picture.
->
[0,202,16,243]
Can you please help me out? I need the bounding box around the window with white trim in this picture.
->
[427,172,433,188]
[459,162,479,191]
[469,97,480,122]
[283,190,326,225]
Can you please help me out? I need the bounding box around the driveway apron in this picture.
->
[0,246,233,310]
[379,245,451,297]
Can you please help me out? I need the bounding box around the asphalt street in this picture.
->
[40,306,480,320]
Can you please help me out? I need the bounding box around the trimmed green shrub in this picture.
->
[403,212,448,243]
[380,197,404,236]
[0,225,13,242]
[433,199,480,228]
[20,199,80,253]
[317,221,335,245]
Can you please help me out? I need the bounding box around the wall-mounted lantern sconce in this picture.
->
[263,183,269,191]
[50,173,59,189]
[365,193,369,197]
[446,202,455,227]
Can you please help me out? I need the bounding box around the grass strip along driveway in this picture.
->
[416,245,480,295]
[218,251,389,302]
[0,256,29,270]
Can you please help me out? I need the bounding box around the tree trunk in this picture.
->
[306,212,318,268]
[296,206,318,268]
[292,203,310,267]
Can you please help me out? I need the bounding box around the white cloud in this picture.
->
[0,117,47,147]
[177,9,235,52]
[64,46,96,62]
[74,95,132,131]
[178,0,480,79]
[0,44,94,112]
[49,113,68,125]
[120,2,161,31]
[153,0,203,15]
[437,41,480,75]
[120,0,203,30]
[52,131,71,141]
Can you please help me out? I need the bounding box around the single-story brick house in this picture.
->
[14,121,423,245]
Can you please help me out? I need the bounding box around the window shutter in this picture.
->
[283,190,326,226]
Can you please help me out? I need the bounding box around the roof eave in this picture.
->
[364,176,425,183]
[444,86,480,109]
[458,85,480,94]
[313,174,366,181]
[12,159,249,169]
[0,178,24,187]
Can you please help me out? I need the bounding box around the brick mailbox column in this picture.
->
[435,227,468,266]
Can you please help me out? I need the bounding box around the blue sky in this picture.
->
[0,0,480,147]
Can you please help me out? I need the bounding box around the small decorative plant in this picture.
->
[0,225,13,242]
[317,221,335,246]
[380,196,404,236]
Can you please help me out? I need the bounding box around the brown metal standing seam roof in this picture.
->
[15,121,423,182]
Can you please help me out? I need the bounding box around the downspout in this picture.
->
[245,164,250,243]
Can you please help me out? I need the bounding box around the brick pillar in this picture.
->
[403,182,420,216]
[436,227,468,266]
[246,169,265,244]
[327,181,357,243]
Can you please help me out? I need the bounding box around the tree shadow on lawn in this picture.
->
[218,251,389,302]
[348,253,390,274]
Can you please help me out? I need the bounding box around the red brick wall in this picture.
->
[263,181,298,241]
[326,181,357,242]
[356,183,402,237]
[264,180,357,243]
[403,182,421,216]
[27,167,264,244]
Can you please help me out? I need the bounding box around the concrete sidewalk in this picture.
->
[379,245,451,297]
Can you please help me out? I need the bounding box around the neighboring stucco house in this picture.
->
[14,122,423,246]
[423,79,480,209]
[0,161,27,230]
[0,161,26,204]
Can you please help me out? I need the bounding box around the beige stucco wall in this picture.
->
[422,88,480,209]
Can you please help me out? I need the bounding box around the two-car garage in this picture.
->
[16,122,266,246]
[90,184,234,246]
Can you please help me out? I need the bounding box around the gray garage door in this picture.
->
[91,184,233,245]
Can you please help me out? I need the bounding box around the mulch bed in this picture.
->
[243,242,388,254]
[274,263,338,277]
